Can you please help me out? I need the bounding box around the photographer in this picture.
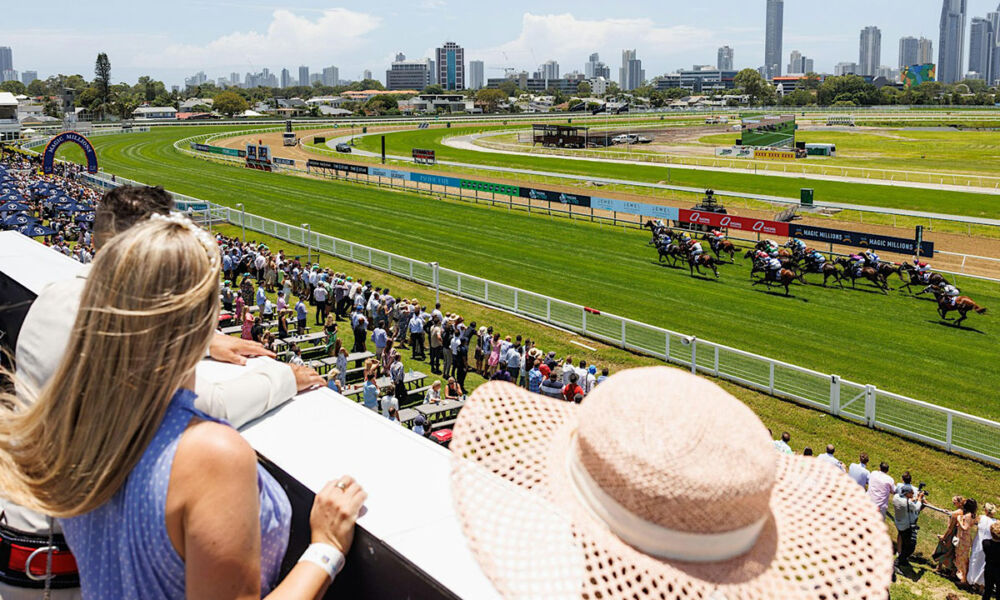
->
[893,484,926,569]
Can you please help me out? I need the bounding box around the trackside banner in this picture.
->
[369,167,411,180]
[519,187,591,207]
[306,159,369,175]
[410,173,462,187]
[788,224,934,256]
[273,157,295,166]
[591,197,679,221]
[677,209,789,236]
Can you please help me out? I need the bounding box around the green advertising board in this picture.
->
[460,179,518,196]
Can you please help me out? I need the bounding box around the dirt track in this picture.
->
[213,128,1000,279]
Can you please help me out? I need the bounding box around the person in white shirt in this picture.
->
[866,462,895,517]
[773,431,793,454]
[381,384,400,419]
[815,444,845,472]
[847,453,870,489]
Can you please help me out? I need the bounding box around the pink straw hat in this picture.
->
[451,367,893,599]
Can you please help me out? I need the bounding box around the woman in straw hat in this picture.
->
[450,367,893,599]
[0,216,365,599]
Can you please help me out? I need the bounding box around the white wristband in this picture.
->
[298,543,345,581]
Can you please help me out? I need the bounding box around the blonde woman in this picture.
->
[935,494,966,576]
[969,503,997,590]
[0,217,364,599]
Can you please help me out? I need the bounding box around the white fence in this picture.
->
[77,169,1000,467]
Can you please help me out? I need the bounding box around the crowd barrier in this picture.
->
[76,169,1000,468]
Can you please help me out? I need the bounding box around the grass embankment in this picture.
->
[213,223,996,600]
[60,127,1000,421]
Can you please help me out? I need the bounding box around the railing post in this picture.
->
[514,290,519,313]
[484,282,489,303]
[690,338,697,374]
[409,261,414,279]
[620,319,626,349]
[546,298,551,321]
[768,362,775,395]
[582,308,588,335]
[665,332,670,361]
[864,385,876,427]
[457,274,462,296]
[388,255,392,273]
[713,346,719,376]
[830,375,841,415]
[945,413,953,452]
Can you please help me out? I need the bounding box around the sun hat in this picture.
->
[450,367,893,600]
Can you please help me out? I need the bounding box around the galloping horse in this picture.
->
[688,252,720,278]
[801,260,844,288]
[751,267,804,296]
[928,287,987,325]
[644,220,669,245]
[834,257,888,294]
[657,242,686,266]
[898,263,948,293]
[703,233,736,263]
[744,250,797,277]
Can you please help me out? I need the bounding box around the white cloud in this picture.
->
[132,8,381,70]
[471,13,717,74]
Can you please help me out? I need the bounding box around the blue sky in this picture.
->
[4,1,999,86]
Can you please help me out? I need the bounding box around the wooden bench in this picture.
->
[430,418,456,432]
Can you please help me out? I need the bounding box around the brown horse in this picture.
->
[899,263,948,293]
[688,253,720,278]
[931,290,987,325]
[752,267,803,296]
[657,242,686,266]
[801,261,844,288]
[703,234,736,263]
[835,257,888,294]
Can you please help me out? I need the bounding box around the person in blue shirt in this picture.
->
[255,285,266,313]
[294,297,307,334]
[362,374,380,411]
[408,311,425,360]
[527,363,543,393]
[371,325,387,356]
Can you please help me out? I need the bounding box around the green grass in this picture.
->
[351,126,1000,219]
[214,223,997,600]
[71,126,1000,427]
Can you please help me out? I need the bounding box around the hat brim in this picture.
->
[451,382,893,600]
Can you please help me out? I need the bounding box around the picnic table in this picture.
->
[273,331,326,351]
[220,319,277,336]
[415,399,465,427]
[306,351,374,375]
[342,370,428,400]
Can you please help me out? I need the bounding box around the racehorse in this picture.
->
[751,267,804,296]
[656,242,686,266]
[898,263,948,293]
[800,260,844,288]
[744,249,798,275]
[928,287,987,325]
[834,257,888,294]
[703,233,736,263]
[644,220,669,245]
[687,252,720,278]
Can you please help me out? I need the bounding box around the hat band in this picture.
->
[567,437,767,563]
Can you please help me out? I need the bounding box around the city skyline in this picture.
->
[3,1,1000,88]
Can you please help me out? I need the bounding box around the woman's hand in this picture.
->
[310,477,367,554]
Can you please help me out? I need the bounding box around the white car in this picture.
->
[612,134,639,144]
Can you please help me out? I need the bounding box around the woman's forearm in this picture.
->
[264,562,333,600]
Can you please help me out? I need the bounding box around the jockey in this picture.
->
[761,239,779,255]
[863,250,880,268]
[708,229,725,246]
[680,231,692,245]
[687,239,704,258]
[913,257,931,282]
[849,253,865,275]
[940,283,960,306]
[786,238,807,254]
[807,250,826,266]
[766,257,782,278]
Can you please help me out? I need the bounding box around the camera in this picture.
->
[917,482,929,496]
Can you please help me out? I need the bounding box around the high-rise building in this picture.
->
[918,37,935,64]
[230,72,241,87]
[0,46,12,83]
[363,69,372,81]
[969,17,993,80]
[764,0,784,78]
[280,68,292,88]
[539,60,560,82]
[586,53,600,78]
[435,42,465,90]
[310,73,322,85]
[717,46,734,71]
[989,7,1000,85]
[899,37,920,68]
[787,50,804,74]
[834,62,860,76]
[386,57,431,90]
[859,26,882,77]
[619,49,644,90]
[469,60,484,90]
[184,71,207,89]
[21,70,37,86]
[298,66,309,87]
[322,66,339,87]
[938,0,967,83]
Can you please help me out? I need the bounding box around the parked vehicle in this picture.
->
[335,143,352,153]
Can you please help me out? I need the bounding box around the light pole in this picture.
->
[302,223,311,264]
[236,203,245,243]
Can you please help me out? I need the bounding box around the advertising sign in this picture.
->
[902,64,935,89]
[788,224,934,256]
[42,131,99,174]
[412,148,436,164]
[678,209,789,236]
[369,167,411,180]
[190,142,211,152]
[257,145,271,164]
[460,179,519,196]
[518,188,591,207]
[591,198,679,221]
[410,173,462,187]
[246,144,257,159]
[273,157,295,166]
[715,146,755,159]
[753,149,796,161]
[305,159,370,175]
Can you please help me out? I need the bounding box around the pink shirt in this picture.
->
[867,470,894,511]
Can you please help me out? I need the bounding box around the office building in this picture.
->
[859,26,881,77]
[654,69,738,93]
[298,65,309,87]
[718,46,734,71]
[539,60,560,81]
[386,57,431,90]
[363,69,372,81]
[989,9,1000,85]
[918,37,935,64]
[585,53,611,80]
[435,42,464,90]
[968,17,993,80]
[787,50,814,74]
[216,77,228,88]
[876,66,897,80]
[280,68,292,88]
[309,73,321,85]
[834,62,860,76]
[765,0,784,78]
[21,70,37,86]
[184,71,207,89]
[0,47,12,82]
[619,49,644,91]
[322,66,339,87]
[469,60,484,90]
[486,76,581,94]
[938,0,967,83]
[230,72,241,87]
[899,37,919,68]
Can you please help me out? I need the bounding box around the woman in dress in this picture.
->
[0,217,364,599]
[445,377,464,401]
[935,495,966,576]
[333,341,348,389]
[474,326,487,374]
[240,305,254,340]
[277,309,289,339]
[969,503,997,592]
[955,498,979,584]
[487,332,502,377]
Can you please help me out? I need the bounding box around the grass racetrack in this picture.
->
[59,126,1000,422]
[350,126,1000,219]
